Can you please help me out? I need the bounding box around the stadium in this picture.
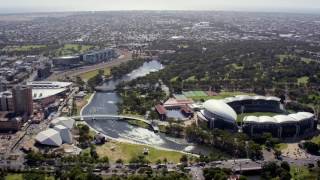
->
[197,95,316,137]
[243,112,316,138]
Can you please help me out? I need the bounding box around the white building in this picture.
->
[54,125,73,144]
[35,129,62,146]
[51,117,75,129]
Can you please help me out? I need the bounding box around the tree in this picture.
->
[274,149,282,159]
[180,155,188,165]
[280,161,290,172]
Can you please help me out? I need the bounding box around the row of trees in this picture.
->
[185,124,262,160]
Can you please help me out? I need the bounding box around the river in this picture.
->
[82,60,208,154]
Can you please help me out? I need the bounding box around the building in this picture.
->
[0,91,14,111]
[53,125,73,144]
[35,129,62,146]
[155,104,167,121]
[50,117,75,129]
[27,81,72,106]
[224,95,281,113]
[37,64,51,80]
[12,85,33,115]
[243,112,315,138]
[52,56,80,69]
[83,49,116,64]
[0,112,22,132]
[197,99,238,130]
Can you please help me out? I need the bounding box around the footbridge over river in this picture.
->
[71,114,159,132]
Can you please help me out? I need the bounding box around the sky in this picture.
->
[0,0,320,13]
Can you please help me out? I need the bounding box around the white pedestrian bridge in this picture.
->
[69,114,159,132]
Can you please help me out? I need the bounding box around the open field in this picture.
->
[79,67,111,81]
[297,76,309,85]
[5,174,54,180]
[237,112,281,123]
[55,44,94,56]
[290,165,319,180]
[95,140,189,164]
[2,45,47,52]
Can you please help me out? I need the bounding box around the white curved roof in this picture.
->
[266,96,281,101]
[244,112,314,124]
[297,112,314,119]
[253,96,266,100]
[203,99,237,123]
[259,116,277,123]
[235,95,253,101]
[243,116,259,123]
[51,117,75,129]
[273,115,297,123]
[35,129,62,146]
[223,95,281,103]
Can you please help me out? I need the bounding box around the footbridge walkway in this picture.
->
[71,114,159,132]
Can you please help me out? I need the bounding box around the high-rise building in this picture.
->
[0,91,14,112]
[12,85,33,115]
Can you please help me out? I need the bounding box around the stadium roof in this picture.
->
[223,95,280,103]
[244,112,314,124]
[203,99,237,123]
[35,129,62,146]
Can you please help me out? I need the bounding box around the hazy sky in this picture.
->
[0,0,320,13]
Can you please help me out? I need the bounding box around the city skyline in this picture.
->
[0,0,320,14]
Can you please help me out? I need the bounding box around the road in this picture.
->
[47,50,132,81]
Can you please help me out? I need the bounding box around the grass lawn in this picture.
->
[278,54,296,62]
[229,63,244,70]
[311,135,320,145]
[126,119,151,129]
[237,112,281,123]
[5,174,54,180]
[297,76,309,85]
[192,91,255,101]
[55,44,94,56]
[96,140,190,164]
[290,165,319,180]
[79,67,111,81]
[3,45,47,52]
[274,143,288,151]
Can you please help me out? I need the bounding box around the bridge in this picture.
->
[70,114,159,132]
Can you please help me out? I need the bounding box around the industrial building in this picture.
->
[243,112,315,138]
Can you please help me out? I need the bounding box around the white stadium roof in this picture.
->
[244,112,314,124]
[222,95,281,103]
[203,99,237,123]
[54,125,73,144]
[35,129,62,146]
[51,117,75,129]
